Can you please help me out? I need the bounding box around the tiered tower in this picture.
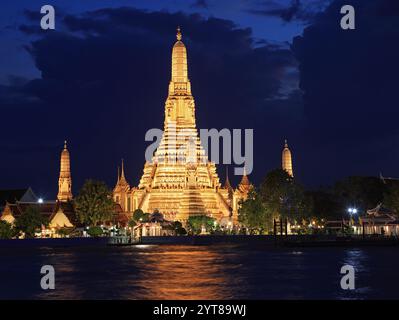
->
[114,159,130,211]
[113,28,251,223]
[282,139,293,177]
[57,141,73,202]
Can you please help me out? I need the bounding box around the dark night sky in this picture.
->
[1,0,399,200]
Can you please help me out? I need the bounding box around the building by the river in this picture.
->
[0,29,297,232]
[0,142,77,236]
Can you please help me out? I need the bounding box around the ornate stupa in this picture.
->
[57,140,73,202]
[282,139,293,177]
[113,28,250,223]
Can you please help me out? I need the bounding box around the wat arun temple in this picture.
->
[0,29,294,231]
[113,29,254,224]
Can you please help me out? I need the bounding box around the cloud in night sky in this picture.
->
[291,0,399,182]
[1,0,399,198]
[0,6,300,196]
[190,0,209,9]
[247,0,330,23]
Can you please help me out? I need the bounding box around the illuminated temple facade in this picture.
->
[113,29,251,223]
[282,139,293,177]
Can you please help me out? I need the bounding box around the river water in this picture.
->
[0,244,397,299]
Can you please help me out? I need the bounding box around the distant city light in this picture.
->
[37,198,44,204]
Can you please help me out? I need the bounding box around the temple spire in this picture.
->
[120,159,127,183]
[236,166,252,195]
[176,26,182,41]
[224,167,232,190]
[282,139,294,177]
[170,26,190,94]
[240,167,250,186]
[57,140,73,202]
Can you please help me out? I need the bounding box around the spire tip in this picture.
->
[176,26,182,41]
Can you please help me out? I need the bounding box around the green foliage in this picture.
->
[142,213,151,222]
[87,226,103,237]
[132,209,145,222]
[128,217,136,228]
[238,188,272,233]
[56,227,74,237]
[383,184,399,214]
[187,215,216,234]
[75,180,115,226]
[128,209,150,228]
[306,190,341,220]
[14,206,48,238]
[334,176,386,213]
[0,220,16,239]
[172,221,187,235]
[259,169,309,221]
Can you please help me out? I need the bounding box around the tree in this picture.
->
[0,220,16,239]
[334,176,386,214]
[259,169,309,222]
[238,188,271,233]
[306,190,341,220]
[187,215,215,234]
[132,209,145,222]
[15,206,48,238]
[384,184,399,214]
[56,227,74,238]
[87,226,103,237]
[128,209,151,238]
[75,180,115,226]
[172,221,187,235]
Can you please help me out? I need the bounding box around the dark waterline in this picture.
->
[0,243,398,299]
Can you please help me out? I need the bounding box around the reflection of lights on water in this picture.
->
[292,251,303,255]
[134,245,155,249]
[130,247,233,300]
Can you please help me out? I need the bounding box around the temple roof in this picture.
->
[366,203,397,220]
[114,159,130,190]
[224,167,233,190]
[239,167,251,186]
[238,168,252,194]
[1,200,80,226]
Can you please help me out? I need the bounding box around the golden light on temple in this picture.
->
[113,28,251,223]
[282,139,294,177]
[57,140,73,202]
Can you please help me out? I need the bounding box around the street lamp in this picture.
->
[347,207,358,228]
[347,208,358,215]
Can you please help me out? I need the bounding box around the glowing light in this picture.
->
[37,198,44,204]
[348,207,358,214]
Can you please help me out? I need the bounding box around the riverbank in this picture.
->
[0,235,398,247]
[140,235,399,247]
